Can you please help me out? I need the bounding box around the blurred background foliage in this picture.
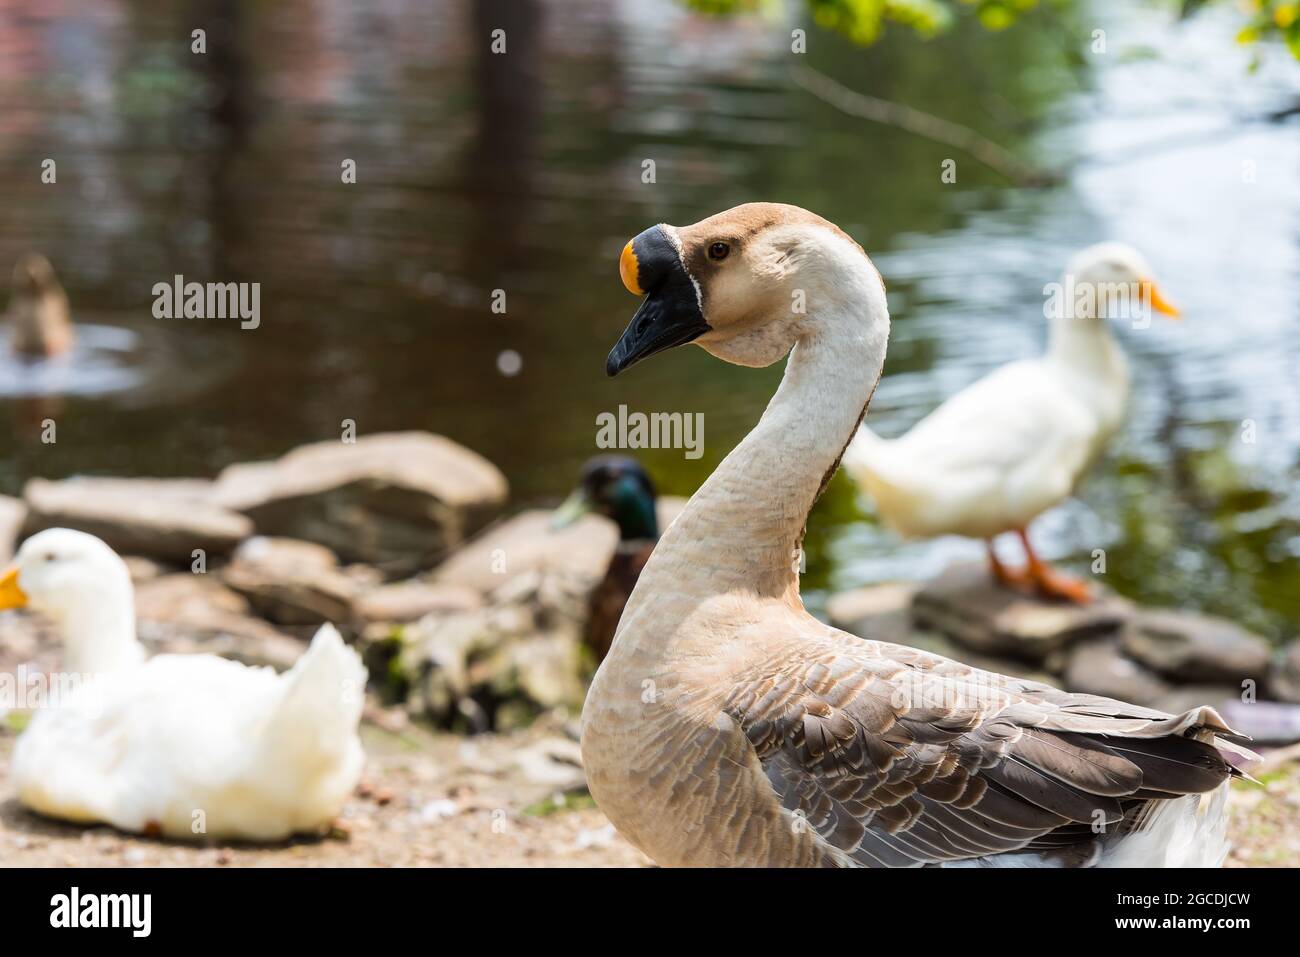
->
[686,0,1300,58]
[0,0,1295,643]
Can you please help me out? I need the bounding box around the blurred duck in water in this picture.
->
[552,456,659,664]
[843,242,1180,604]
[7,253,74,359]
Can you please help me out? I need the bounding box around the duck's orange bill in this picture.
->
[1144,280,1181,318]
[0,567,27,610]
[619,240,643,296]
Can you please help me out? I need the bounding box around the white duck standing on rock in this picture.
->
[583,204,1246,867]
[7,253,74,359]
[843,242,1180,603]
[0,528,366,841]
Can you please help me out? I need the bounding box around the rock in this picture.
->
[512,737,586,789]
[489,631,585,714]
[1150,685,1243,719]
[0,495,27,564]
[399,569,589,729]
[431,497,684,598]
[219,537,357,627]
[828,582,1057,685]
[1060,638,1172,707]
[1269,640,1300,704]
[134,573,304,671]
[356,580,483,624]
[431,509,615,595]
[0,610,59,677]
[912,562,1128,662]
[827,583,918,644]
[655,496,688,531]
[122,555,169,584]
[1121,610,1272,684]
[135,572,249,618]
[211,432,508,574]
[1213,699,1300,745]
[21,477,251,562]
[232,535,339,572]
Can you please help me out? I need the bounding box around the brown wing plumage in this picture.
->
[720,641,1243,867]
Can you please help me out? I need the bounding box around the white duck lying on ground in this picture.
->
[0,528,366,841]
[583,204,1247,867]
[843,242,1180,603]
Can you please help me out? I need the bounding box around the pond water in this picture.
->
[0,0,1297,640]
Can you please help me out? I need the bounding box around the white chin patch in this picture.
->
[661,224,704,313]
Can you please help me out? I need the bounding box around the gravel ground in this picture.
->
[0,708,1294,868]
[0,709,650,868]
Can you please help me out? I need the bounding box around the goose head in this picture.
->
[608,202,885,375]
[0,528,134,626]
[1065,242,1179,321]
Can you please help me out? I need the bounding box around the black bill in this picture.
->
[607,225,709,377]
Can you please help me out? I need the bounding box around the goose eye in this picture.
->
[708,242,730,261]
[43,553,56,563]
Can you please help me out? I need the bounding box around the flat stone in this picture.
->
[492,631,585,712]
[655,496,687,531]
[1150,685,1243,720]
[430,497,682,597]
[1121,610,1272,684]
[211,431,508,574]
[431,509,616,595]
[827,582,919,639]
[1060,638,1172,707]
[221,536,356,627]
[1212,698,1300,745]
[0,495,27,564]
[121,555,170,584]
[135,572,255,619]
[133,573,304,671]
[513,737,587,789]
[398,569,591,729]
[21,477,251,562]
[0,610,58,676]
[356,580,483,624]
[912,562,1128,662]
[1271,639,1300,704]
[231,535,340,572]
[828,582,1057,685]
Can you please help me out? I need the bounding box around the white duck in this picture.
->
[583,204,1243,867]
[0,528,366,841]
[842,242,1179,602]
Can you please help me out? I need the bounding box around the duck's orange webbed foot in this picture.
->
[1016,528,1092,604]
[986,541,1032,592]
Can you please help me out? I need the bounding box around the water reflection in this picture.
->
[0,0,1296,638]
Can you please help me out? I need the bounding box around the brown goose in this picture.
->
[7,253,74,358]
[552,456,659,665]
[581,203,1248,867]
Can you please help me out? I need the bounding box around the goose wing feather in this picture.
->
[718,637,1239,866]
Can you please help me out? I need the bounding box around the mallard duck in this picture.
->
[843,242,1180,603]
[582,203,1246,867]
[7,253,74,358]
[0,528,366,841]
[552,455,659,664]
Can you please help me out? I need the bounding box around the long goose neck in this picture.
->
[648,287,889,605]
